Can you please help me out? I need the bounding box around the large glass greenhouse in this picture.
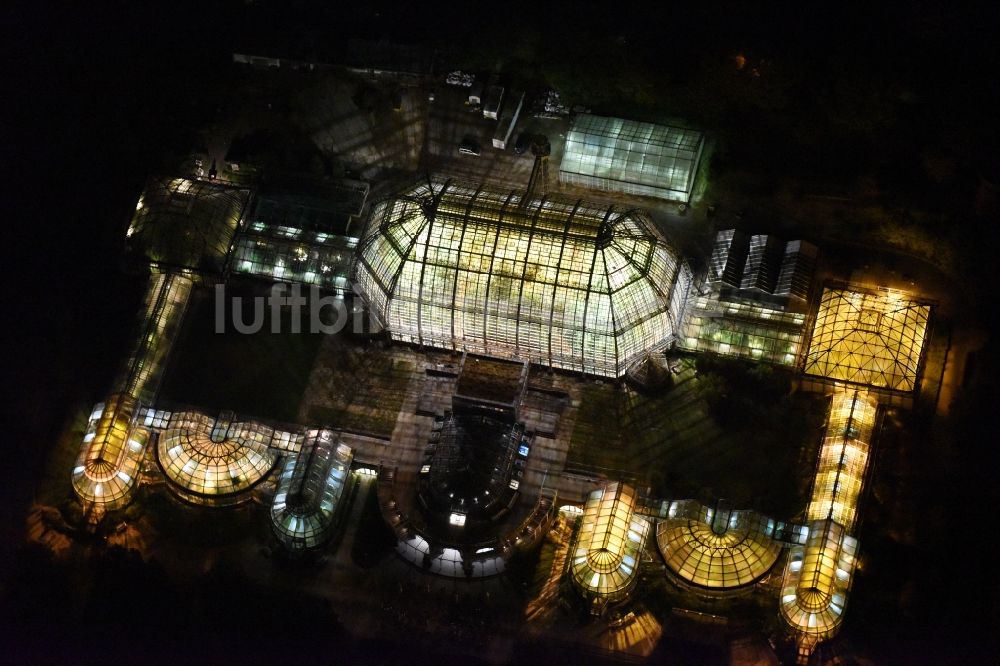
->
[680,229,815,366]
[780,389,875,643]
[71,395,148,510]
[559,114,705,202]
[71,273,192,509]
[353,179,692,378]
[228,180,366,291]
[805,287,931,391]
[806,389,877,530]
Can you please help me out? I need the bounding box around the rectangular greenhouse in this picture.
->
[682,296,807,366]
[806,389,877,531]
[229,182,365,291]
[559,114,705,202]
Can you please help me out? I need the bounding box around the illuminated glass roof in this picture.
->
[126,176,251,272]
[72,395,148,510]
[656,507,781,589]
[570,482,648,601]
[781,389,875,644]
[270,431,353,551]
[157,412,278,505]
[560,114,705,202]
[780,520,859,641]
[806,390,877,531]
[353,179,691,377]
[804,287,930,391]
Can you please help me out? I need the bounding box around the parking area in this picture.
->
[421,85,569,189]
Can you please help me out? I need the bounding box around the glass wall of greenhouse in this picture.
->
[353,179,691,378]
[270,431,353,551]
[569,482,648,602]
[805,287,931,391]
[559,114,705,202]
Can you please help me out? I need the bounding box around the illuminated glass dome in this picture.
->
[157,412,277,505]
[656,508,781,589]
[353,179,691,378]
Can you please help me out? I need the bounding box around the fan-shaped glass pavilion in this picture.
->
[157,412,278,505]
[656,504,781,589]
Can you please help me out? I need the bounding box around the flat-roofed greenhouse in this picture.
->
[352,179,692,378]
[559,114,705,202]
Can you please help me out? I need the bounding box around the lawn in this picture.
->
[568,357,825,518]
[159,283,324,423]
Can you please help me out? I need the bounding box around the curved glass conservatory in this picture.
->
[353,179,691,378]
[71,395,148,510]
[781,389,875,646]
[570,482,648,602]
[270,430,353,551]
[157,412,278,505]
[656,504,781,589]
